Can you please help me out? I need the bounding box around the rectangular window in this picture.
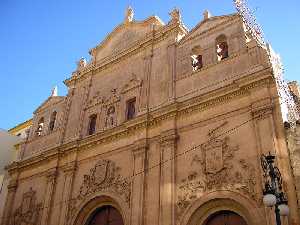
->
[126,98,136,120]
[88,114,97,135]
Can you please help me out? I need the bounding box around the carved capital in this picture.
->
[46,168,57,183]
[7,179,18,192]
[159,129,178,147]
[132,139,148,156]
[62,162,77,174]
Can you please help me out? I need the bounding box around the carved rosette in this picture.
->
[67,160,131,222]
[10,188,43,225]
[177,133,257,216]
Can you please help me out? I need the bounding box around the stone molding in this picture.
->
[6,76,275,173]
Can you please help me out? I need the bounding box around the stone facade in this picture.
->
[1,7,300,225]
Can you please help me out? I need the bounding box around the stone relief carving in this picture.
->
[10,188,43,225]
[77,57,87,70]
[86,91,104,109]
[177,122,257,215]
[121,73,142,94]
[67,160,131,222]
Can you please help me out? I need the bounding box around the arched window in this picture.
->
[86,205,124,225]
[36,117,44,136]
[216,34,229,61]
[88,114,97,135]
[204,210,247,225]
[191,45,203,71]
[49,111,57,132]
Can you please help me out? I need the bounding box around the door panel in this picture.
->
[87,205,124,225]
[205,211,247,225]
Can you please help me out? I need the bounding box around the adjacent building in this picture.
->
[1,6,300,225]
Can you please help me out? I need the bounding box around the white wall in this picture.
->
[0,129,21,221]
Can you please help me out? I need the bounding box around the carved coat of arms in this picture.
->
[68,160,131,223]
[202,139,225,174]
[91,160,109,185]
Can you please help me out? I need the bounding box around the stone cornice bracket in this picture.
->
[251,104,274,121]
[159,129,179,147]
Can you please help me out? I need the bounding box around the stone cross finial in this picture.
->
[203,10,212,20]
[169,8,181,24]
[51,86,58,97]
[125,6,134,24]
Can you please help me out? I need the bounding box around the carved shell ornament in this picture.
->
[177,122,257,215]
[67,160,131,222]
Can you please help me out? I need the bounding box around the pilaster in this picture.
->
[131,140,147,225]
[159,130,178,225]
[139,52,153,113]
[167,43,176,102]
[58,162,76,225]
[41,168,57,225]
[1,179,17,225]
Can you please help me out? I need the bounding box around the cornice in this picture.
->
[8,74,275,172]
[64,21,185,87]
[9,118,32,134]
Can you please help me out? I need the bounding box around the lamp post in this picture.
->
[261,152,289,225]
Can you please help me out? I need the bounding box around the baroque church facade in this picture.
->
[1,6,300,225]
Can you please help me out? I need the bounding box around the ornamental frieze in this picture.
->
[177,123,257,215]
[67,160,131,222]
[10,188,43,225]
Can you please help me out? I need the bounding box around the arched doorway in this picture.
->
[85,205,124,225]
[203,210,247,225]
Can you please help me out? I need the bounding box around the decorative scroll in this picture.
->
[10,188,43,225]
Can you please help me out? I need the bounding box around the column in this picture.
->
[159,130,177,225]
[41,168,57,225]
[1,179,17,225]
[131,140,147,225]
[59,162,76,225]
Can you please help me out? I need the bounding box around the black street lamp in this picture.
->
[261,152,289,225]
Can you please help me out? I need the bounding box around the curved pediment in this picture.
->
[180,13,238,44]
[34,96,65,114]
[90,16,164,62]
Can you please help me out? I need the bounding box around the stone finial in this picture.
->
[203,10,212,20]
[169,8,181,24]
[77,57,87,69]
[125,6,134,24]
[51,86,58,97]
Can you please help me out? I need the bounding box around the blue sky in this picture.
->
[0,0,299,130]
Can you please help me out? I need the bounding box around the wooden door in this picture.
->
[204,211,247,225]
[86,205,124,225]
